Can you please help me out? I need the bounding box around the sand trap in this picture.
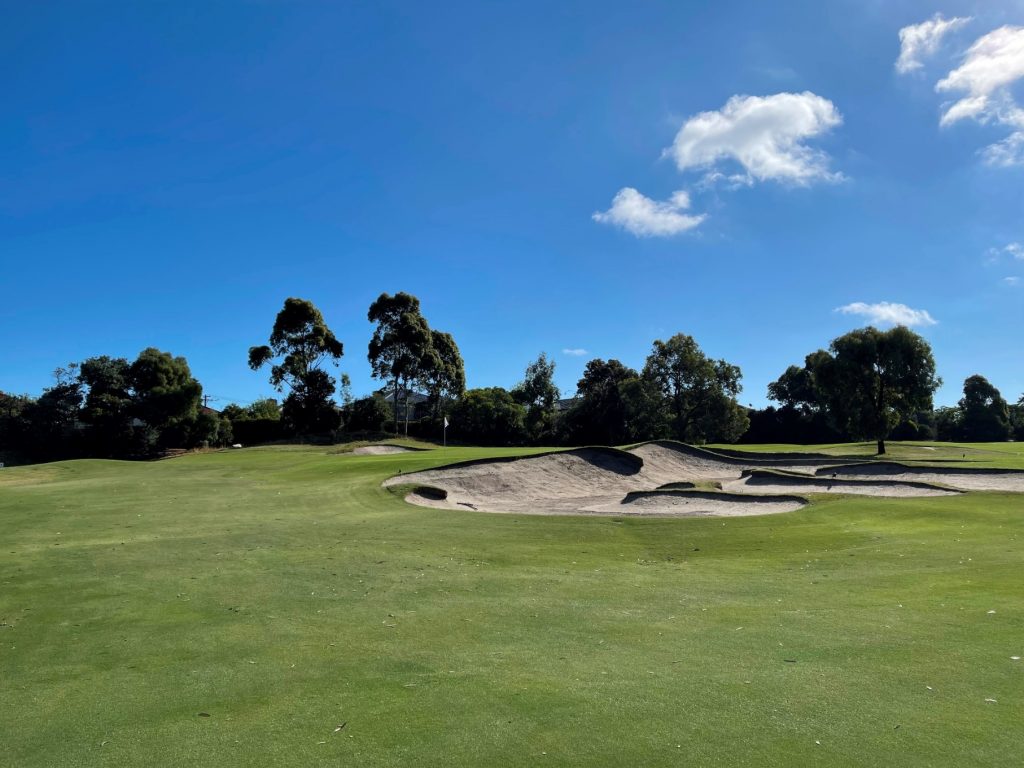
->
[353,444,417,455]
[818,462,1024,493]
[724,469,960,498]
[385,442,1023,518]
[385,444,818,517]
[386,448,651,514]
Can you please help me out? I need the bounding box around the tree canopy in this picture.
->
[420,330,466,419]
[958,374,1011,441]
[512,353,560,443]
[449,387,526,446]
[642,333,749,443]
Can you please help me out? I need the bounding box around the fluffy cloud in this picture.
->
[562,348,588,356]
[592,188,706,237]
[936,26,1024,165]
[665,92,843,185]
[1004,276,1021,286]
[896,14,971,75]
[835,301,938,327]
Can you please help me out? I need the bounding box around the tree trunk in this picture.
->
[877,438,886,455]
[392,380,400,436]
[403,378,410,437]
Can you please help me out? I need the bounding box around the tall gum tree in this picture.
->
[367,292,432,436]
[419,330,465,421]
[248,298,344,435]
[641,333,748,443]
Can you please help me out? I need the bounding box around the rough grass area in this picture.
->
[1,442,1022,766]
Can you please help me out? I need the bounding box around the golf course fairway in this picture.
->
[1,441,1022,766]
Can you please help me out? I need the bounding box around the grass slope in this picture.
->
[1,443,1022,767]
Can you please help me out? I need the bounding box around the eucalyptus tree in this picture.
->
[958,375,1011,441]
[420,330,465,420]
[642,333,748,443]
[367,292,432,436]
[249,297,344,434]
[773,326,940,454]
[512,352,560,443]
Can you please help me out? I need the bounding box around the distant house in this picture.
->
[554,397,579,413]
[374,387,431,421]
[199,405,221,417]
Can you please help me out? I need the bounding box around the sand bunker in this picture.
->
[385,442,1023,518]
[385,443,825,517]
[723,469,960,498]
[818,462,1024,493]
[610,489,807,517]
[353,444,417,455]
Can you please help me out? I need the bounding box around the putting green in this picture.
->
[1,442,1022,766]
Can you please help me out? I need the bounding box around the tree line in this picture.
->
[2,292,1022,464]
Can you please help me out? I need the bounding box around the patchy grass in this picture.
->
[1,442,1022,766]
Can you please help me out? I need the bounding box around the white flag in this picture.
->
[443,416,449,428]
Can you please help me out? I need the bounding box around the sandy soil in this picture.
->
[353,445,416,455]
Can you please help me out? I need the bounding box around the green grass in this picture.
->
[1,442,1022,767]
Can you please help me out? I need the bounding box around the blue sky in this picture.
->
[3,1,1022,410]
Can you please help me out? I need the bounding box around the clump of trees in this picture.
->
[556,334,749,446]
[0,348,216,463]
[6,291,1020,466]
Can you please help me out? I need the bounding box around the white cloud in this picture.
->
[936,26,1024,165]
[696,170,755,191]
[835,301,938,327]
[665,92,844,185]
[989,242,1024,261]
[896,14,971,75]
[562,348,588,356]
[1004,276,1021,286]
[592,187,706,237]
